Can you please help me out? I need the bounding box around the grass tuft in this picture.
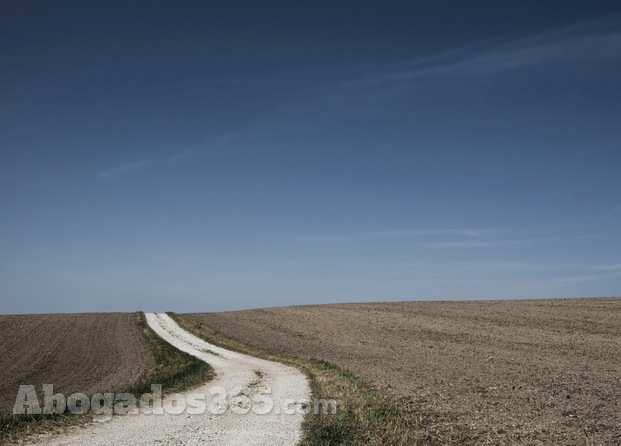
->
[0,312,214,443]
[127,312,213,395]
[168,312,421,445]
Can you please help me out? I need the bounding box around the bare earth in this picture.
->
[0,313,155,412]
[187,298,621,445]
[31,313,310,446]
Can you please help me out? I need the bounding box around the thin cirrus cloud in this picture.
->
[100,158,160,180]
[161,15,621,101]
[338,14,621,90]
[99,147,215,180]
[594,263,621,271]
[99,134,242,180]
[289,228,506,242]
[427,240,496,249]
[427,235,598,249]
[290,230,598,247]
[395,260,621,272]
[601,204,621,219]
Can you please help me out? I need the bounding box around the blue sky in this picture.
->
[1,1,620,314]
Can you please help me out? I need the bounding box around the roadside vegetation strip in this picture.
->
[128,311,214,395]
[169,312,420,446]
[0,312,214,443]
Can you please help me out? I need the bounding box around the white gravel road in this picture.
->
[29,313,311,445]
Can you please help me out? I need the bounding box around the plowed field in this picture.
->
[187,298,621,445]
[0,313,155,412]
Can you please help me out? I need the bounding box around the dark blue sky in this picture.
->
[1,1,621,314]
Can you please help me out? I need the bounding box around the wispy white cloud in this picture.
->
[395,260,621,273]
[99,134,239,180]
[99,149,198,180]
[339,14,621,89]
[289,230,603,248]
[502,261,621,273]
[427,235,597,249]
[426,240,495,249]
[100,159,156,179]
[365,229,496,238]
[593,263,621,271]
[161,15,621,107]
[420,273,614,290]
[601,204,621,220]
[289,228,505,242]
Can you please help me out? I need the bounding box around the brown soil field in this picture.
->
[187,298,621,445]
[0,313,155,412]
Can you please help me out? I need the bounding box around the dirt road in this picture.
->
[28,313,310,446]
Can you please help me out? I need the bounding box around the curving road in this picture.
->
[30,313,310,445]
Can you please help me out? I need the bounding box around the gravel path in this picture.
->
[29,313,310,445]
